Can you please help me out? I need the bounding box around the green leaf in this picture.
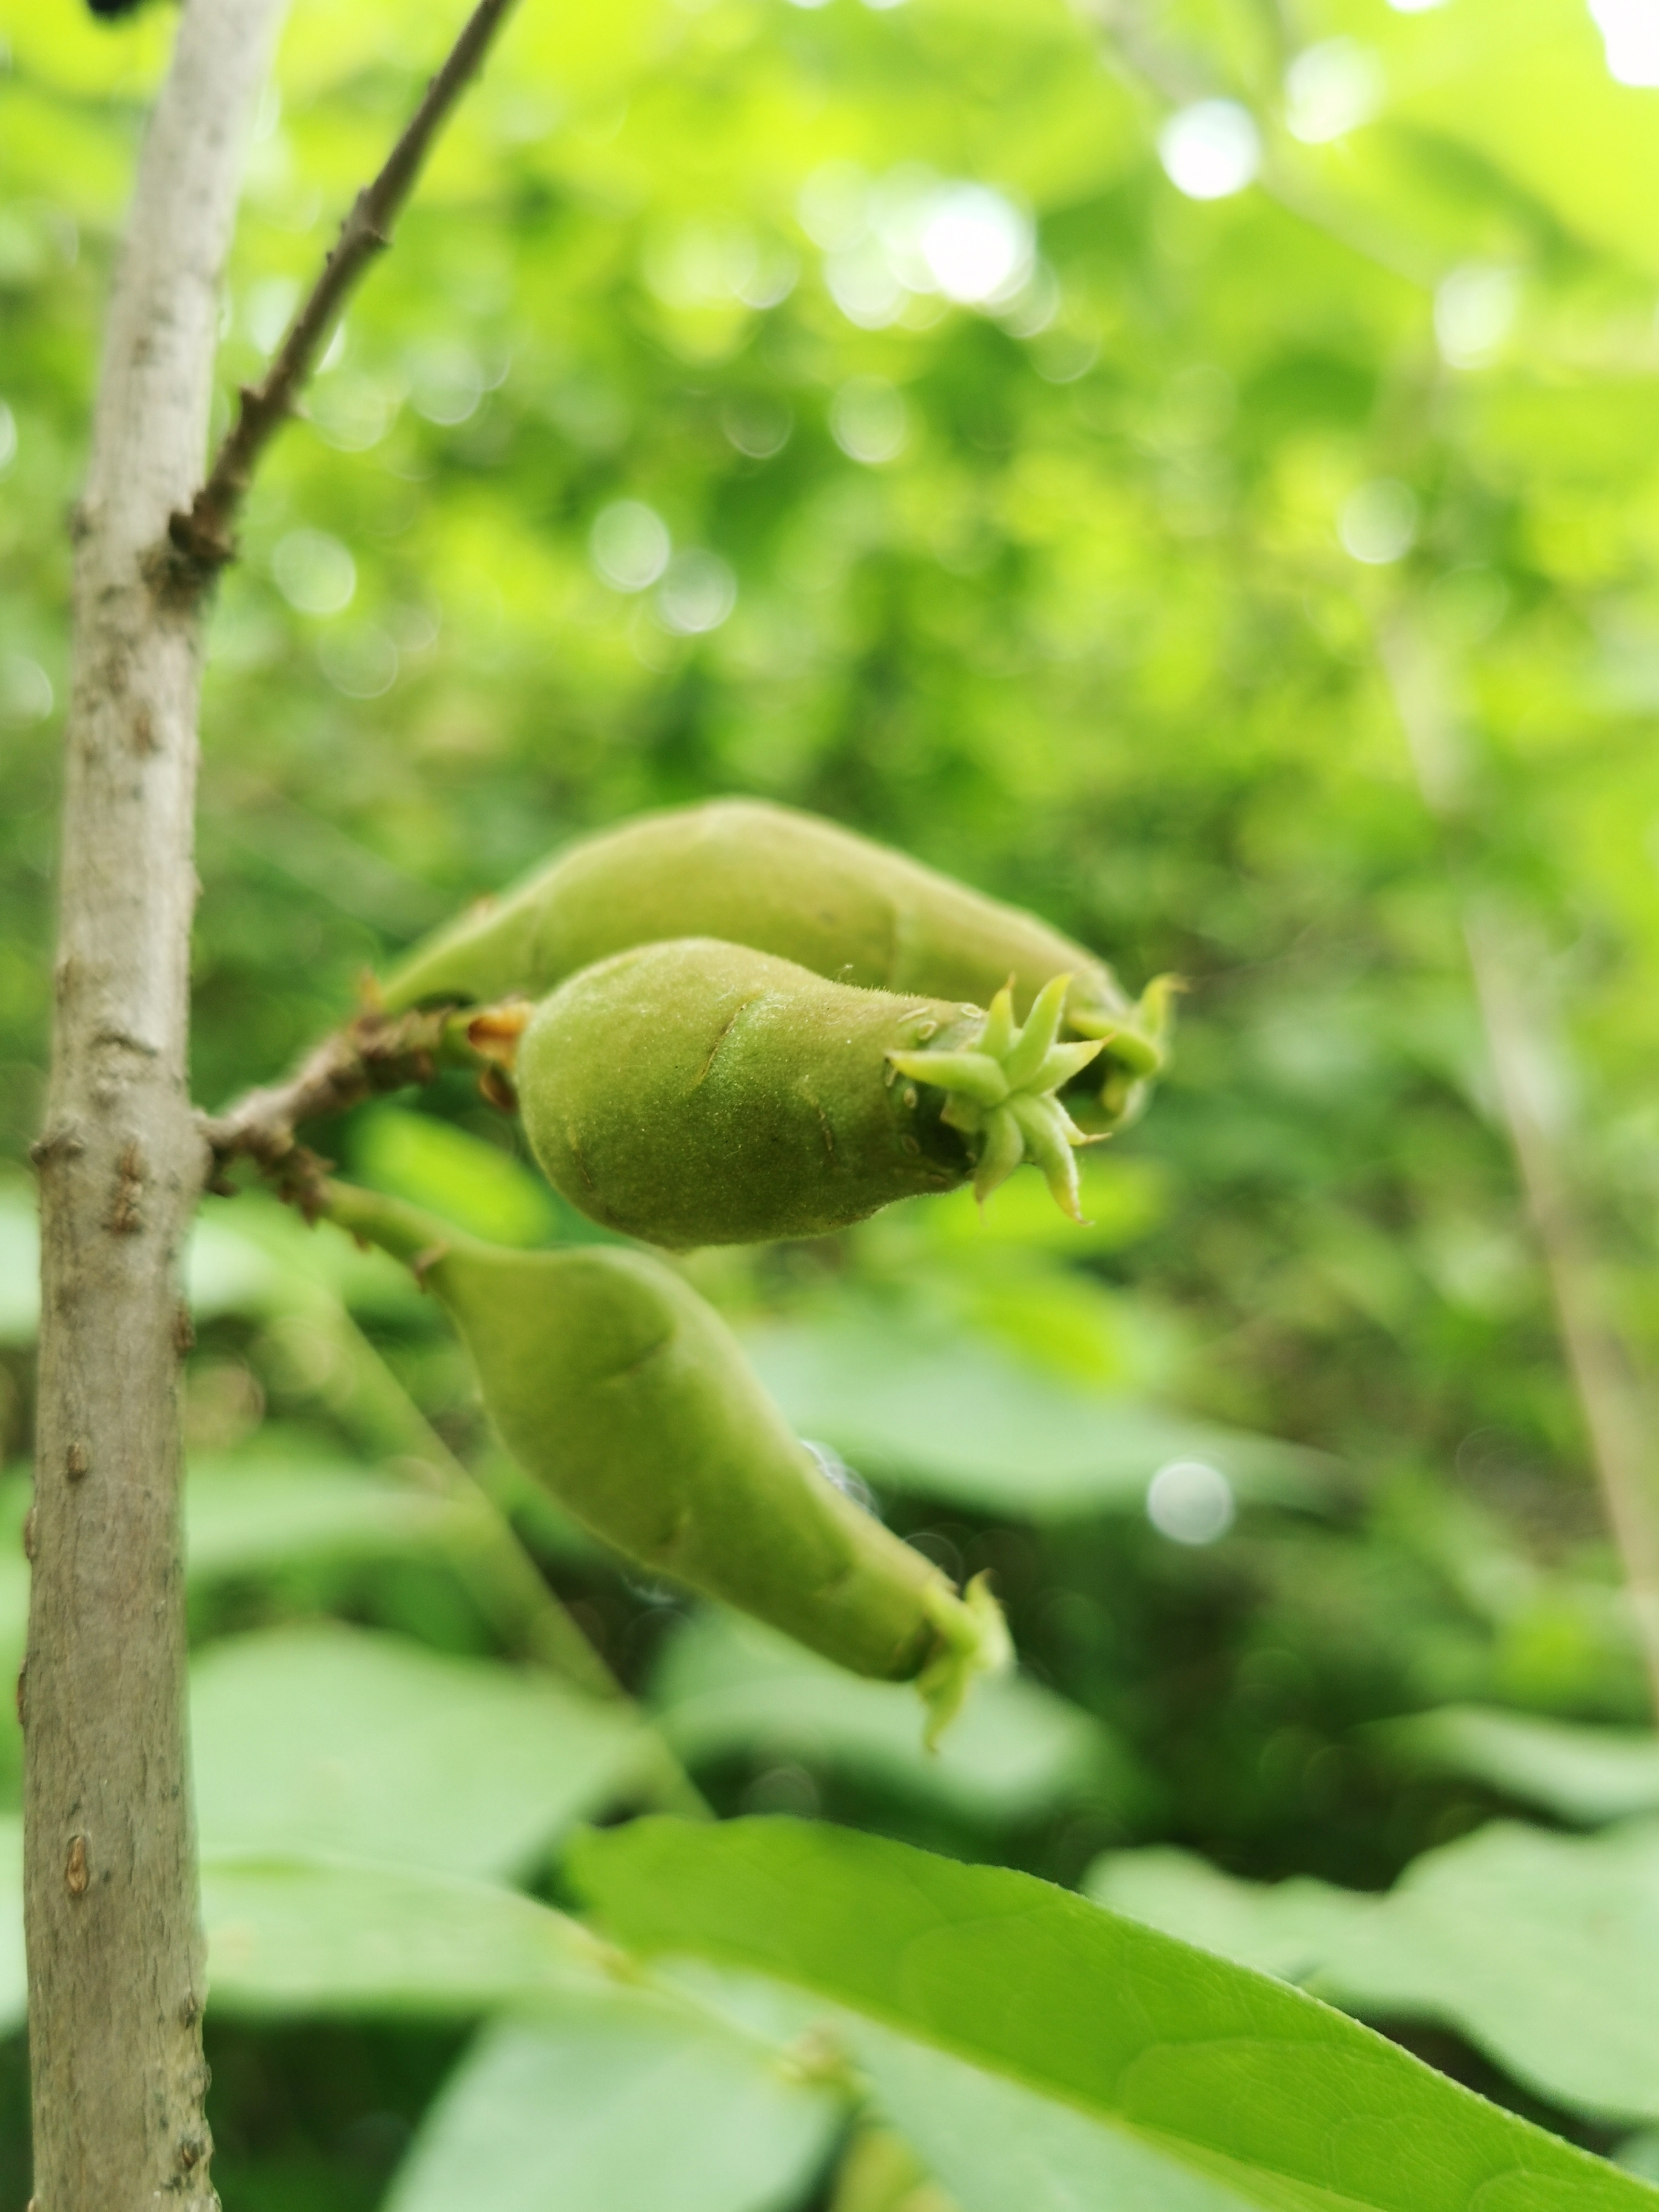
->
[0,1452,464,1669]
[0,1816,22,2036]
[1309,1822,1659,2128]
[201,1854,612,2019]
[650,1609,1144,1828]
[1085,1845,1372,1984]
[385,1999,845,2212]
[193,1623,658,1881]
[1091,1822,1659,2127]
[1375,1705,1659,1826]
[0,1832,601,2027]
[743,1317,1328,1519]
[850,2023,1260,2212]
[192,1191,428,1321]
[907,1156,1167,1256]
[353,1107,561,1248]
[185,1449,466,1578]
[571,1817,1658,2211]
[0,1455,475,1812]
[0,1184,38,1347]
[0,1182,428,1344]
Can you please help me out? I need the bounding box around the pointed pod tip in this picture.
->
[916,1572,1011,1749]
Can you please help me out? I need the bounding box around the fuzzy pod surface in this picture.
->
[320,1184,1004,1724]
[380,798,1165,1083]
[518,937,985,1248]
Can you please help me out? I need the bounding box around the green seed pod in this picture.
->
[518,939,1105,1247]
[320,1182,1008,1739]
[380,798,1171,1098]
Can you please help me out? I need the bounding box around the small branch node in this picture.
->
[108,1139,146,1235]
[65,1835,89,1900]
[204,997,526,1205]
[29,1124,85,1170]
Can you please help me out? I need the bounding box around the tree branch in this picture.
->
[169,0,521,575]
[200,996,529,1204]
[28,5,286,2205]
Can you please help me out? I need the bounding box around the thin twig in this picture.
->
[169,0,521,575]
[1077,0,1440,292]
[1379,611,1659,1717]
[201,997,528,1201]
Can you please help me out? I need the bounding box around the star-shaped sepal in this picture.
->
[887,973,1105,1220]
[1072,971,1181,1126]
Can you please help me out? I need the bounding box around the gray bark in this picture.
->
[27,3,284,2205]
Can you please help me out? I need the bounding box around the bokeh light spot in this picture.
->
[1158,101,1261,201]
[830,377,908,464]
[1339,480,1418,565]
[272,529,356,617]
[1147,1460,1236,1546]
[590,501,671,592]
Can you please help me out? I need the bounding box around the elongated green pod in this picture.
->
[380,798,1170,1093]
[519,941,1107,1246]
[519,939,978,1247]
[318,1182,1007,1735]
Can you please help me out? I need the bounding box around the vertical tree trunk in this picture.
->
[27,3,284,2204]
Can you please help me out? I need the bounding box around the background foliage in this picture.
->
[7,0,1659,2202]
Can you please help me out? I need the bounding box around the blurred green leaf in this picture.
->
[890,1157,1168,1259]
[744,1316,1328,1520]
[1085,1844,1374,1985]
[0,1184,36,1347]
[385,1999,845,2212]
[649,1607,1142,1828]
[0,1182,426,1346]
[825,2125,956,2212]
[185,1450,465,1578]
[0,1453,469,1700]
[201,1854,611,2020]
[192,1623,658,1881]
[1375,1704,1659,1826]
[848,2025,1261,2212]
[352,1108,560,1248]
[1091,1820,1659,2126]
[195,1192,428,1319]
[0,1817,21,2037]
[572,1817,1652,2209]
[0,1832,611,2026]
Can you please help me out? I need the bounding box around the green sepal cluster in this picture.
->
[890,974,1105,1221]
[518,938,986,1248]
[380,798,1171,1112]
[319,1183,1010,1711]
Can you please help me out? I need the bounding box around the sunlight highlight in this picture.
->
[1157,101,1261,201]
